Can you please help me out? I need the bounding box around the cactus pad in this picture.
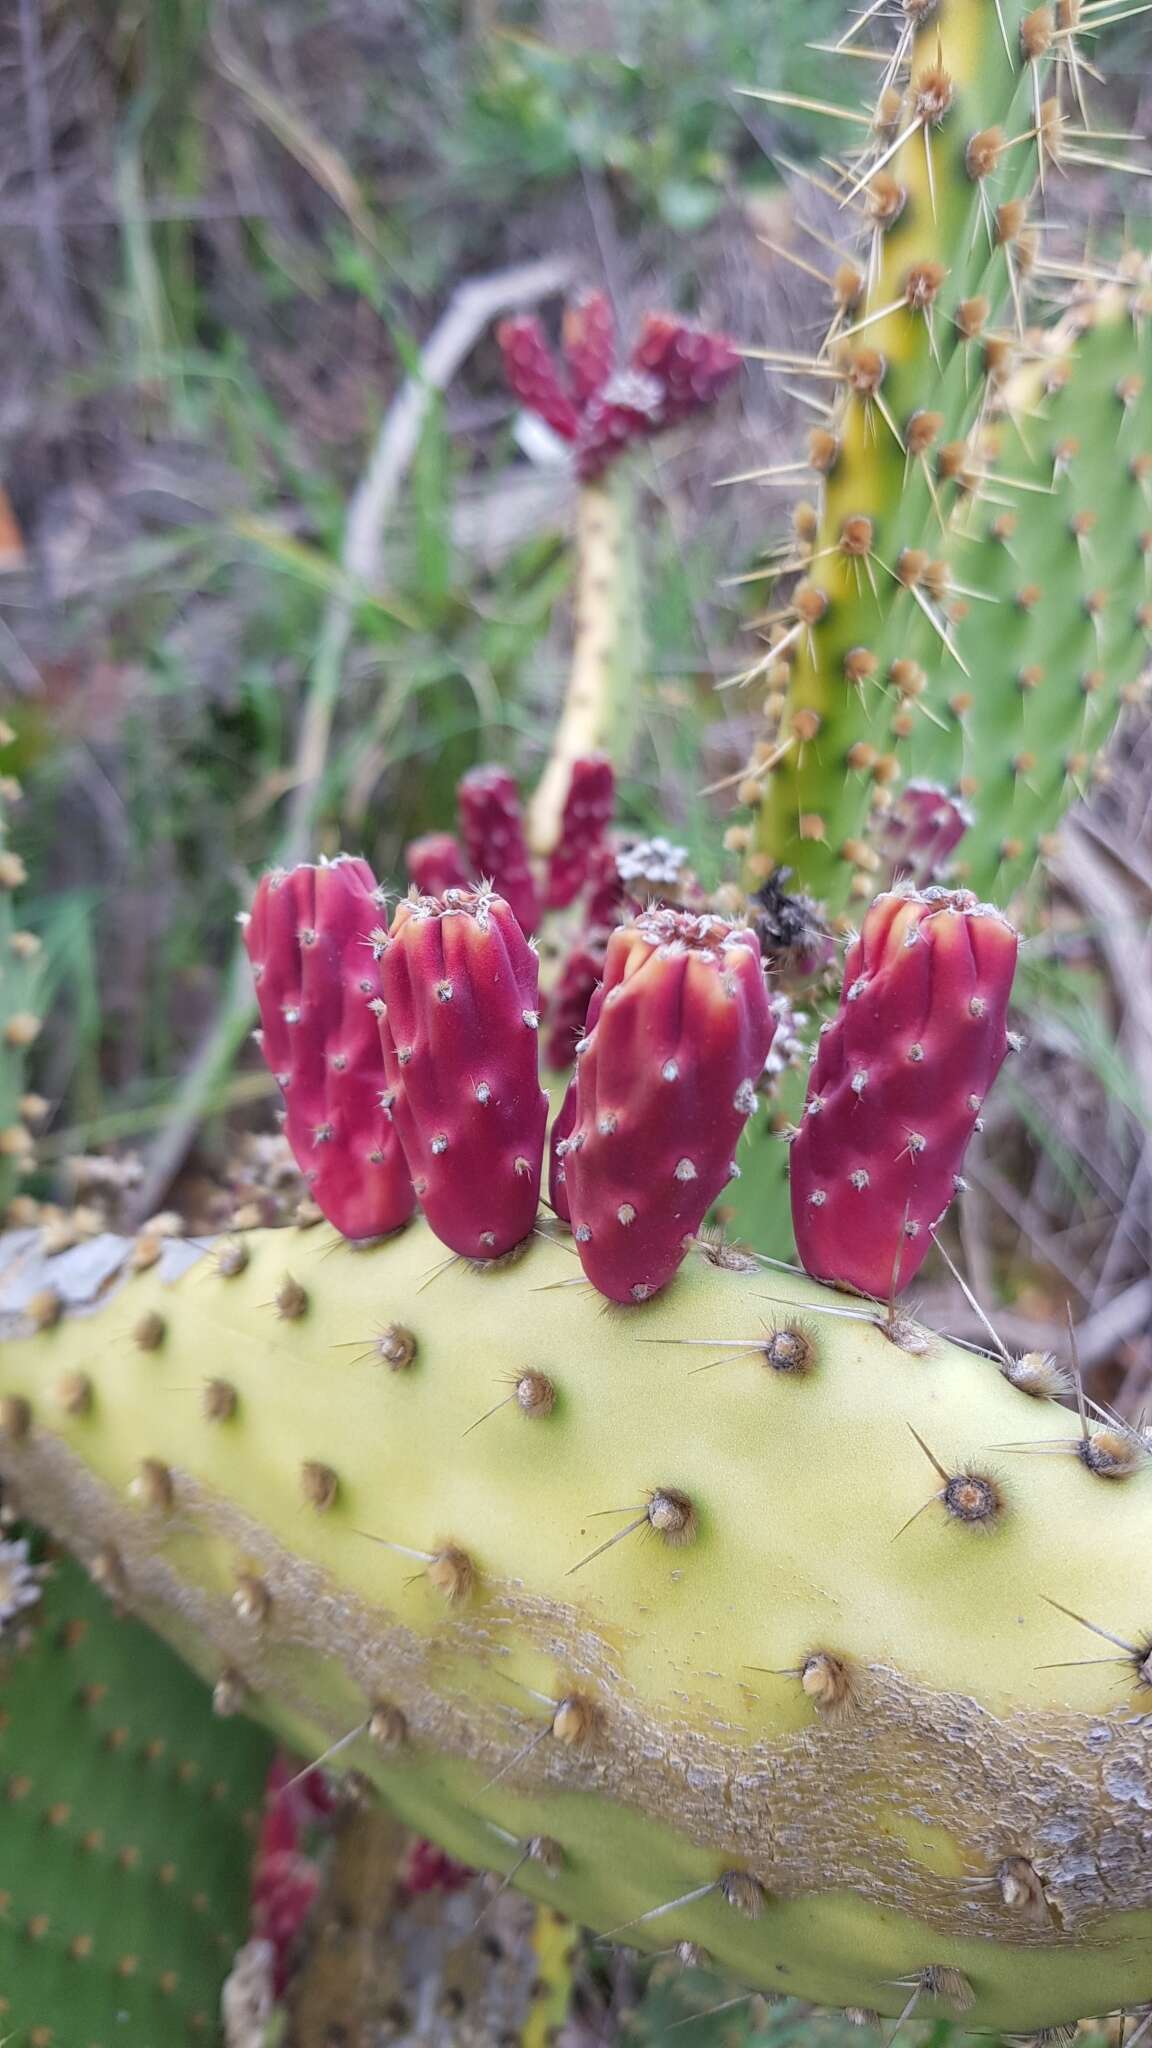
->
[1,1223,1150,2032]
[0,1548,270,2046]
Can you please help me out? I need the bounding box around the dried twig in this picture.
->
[129,255,574,1222]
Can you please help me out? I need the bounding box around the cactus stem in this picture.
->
[527,479,633,857]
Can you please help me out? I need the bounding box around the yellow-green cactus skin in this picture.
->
[2,1221,1150,2032]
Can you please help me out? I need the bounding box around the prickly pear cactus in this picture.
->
[790,887,1018,1296]
[905,280,1152,897]
[0,1544,271,2045]
[735,0,1152,917]
[1,1222,1150,2031]
[499,292,740,855]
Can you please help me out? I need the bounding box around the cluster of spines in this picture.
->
[725,0,1146,913]
[0,717,45,1209]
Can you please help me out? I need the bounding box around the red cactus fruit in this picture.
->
[562,289,616,405]
[543,934,607,1071]
[500,298,740,481]
[401,1838,474,1897]
[549,1078,578,1224]
[576,371,667,482]
[497,315,580,441]
[629,313,742,428]
[456,763,541,937]
[405,830,470,898]
[585,837,633,930]
[790,887,1019,1300]
[244,859,414,1241]
[252,1755,331,1996]
[545,755,616,909]
[881,780,972,888]
[376,887,549,1259]
[562,909,775,1302]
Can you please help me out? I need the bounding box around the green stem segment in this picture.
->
[749,0,1042,912]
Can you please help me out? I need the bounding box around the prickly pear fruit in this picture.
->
[561,289,616,406]
[628,312,743,429]
[457,764,541,937]
[881,781,971,889]
[545,755,616,909]
[500,294,740,483]
[543,935,607,1072]
[497,316,580,442]
[244,859,414,1241]
[405,830,470,898]
[548,981,607,1221]
[790,888,1018,1298]
[562,909,774,1301]
[377,887,549,1259]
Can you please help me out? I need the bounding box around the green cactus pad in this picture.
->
[1,1221,1149,2032]
[0,1547,272,2047]
[747,0,1043,910]
[904,284,1152,897]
